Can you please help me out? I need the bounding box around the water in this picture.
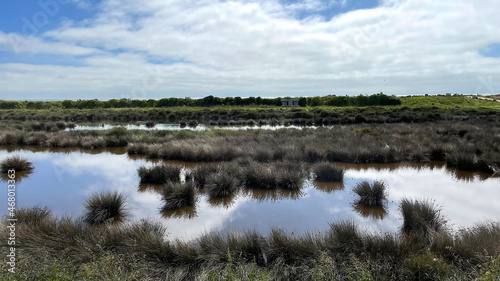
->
[65,123,322,132]
[1,147,499,241]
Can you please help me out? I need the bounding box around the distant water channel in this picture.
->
[1,147,499,241]
[66,123,321,131]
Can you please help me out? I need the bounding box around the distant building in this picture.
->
[281,99,300,107]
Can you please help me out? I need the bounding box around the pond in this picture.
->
[1,147,499,241]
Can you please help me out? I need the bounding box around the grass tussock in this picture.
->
[84,191,128,224]
[353,181,388,207]
[161,181,196,211]
[190,165,219,188]
[137,164,181,184]
[244,161,305,190]
[206,170,241,198]
[312,162,344,182]
[400,198,447,241]
[1,155,34,173]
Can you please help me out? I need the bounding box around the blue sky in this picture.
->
[0,0,499,100]
[0,0,93,34]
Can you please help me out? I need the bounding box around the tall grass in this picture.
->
[4,205,500,280]
[84,191,128,224]
[400,198,447,241]
[353,181,388,207]
[137,164,181,184]
[312,162,344,182]
[1,155,34,173]
[161,181,196,211]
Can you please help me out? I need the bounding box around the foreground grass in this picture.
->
[1,206,499,280]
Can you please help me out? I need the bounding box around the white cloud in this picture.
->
[0,31,103,56]
[1,0,500,99]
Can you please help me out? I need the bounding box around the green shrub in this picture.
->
[403,253,453,281]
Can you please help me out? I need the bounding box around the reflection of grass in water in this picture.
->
[445,166,499,182]
[161,205,197,219]
[137,183,164,193]
[313,180,344,193]
[353,203,387,220]
[242,188,304,202]
[0,170,33,183]
[208,193,237,209]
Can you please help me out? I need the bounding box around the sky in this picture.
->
[0,0,499,100]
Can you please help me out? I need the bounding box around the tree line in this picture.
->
[0,93,400,109]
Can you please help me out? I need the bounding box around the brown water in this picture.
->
[1,147,499,241]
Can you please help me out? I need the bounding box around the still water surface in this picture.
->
[1,147,499,241]
[66,123,320,131]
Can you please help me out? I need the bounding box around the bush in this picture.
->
[477,255,500,281]
[84,191,128,224]
[138,164,181,184]
[161,181,196,211]
[312,162,344,182]
[353,181,388,207]
[1,155,34,173]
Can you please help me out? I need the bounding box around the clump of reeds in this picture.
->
[145,121,156,128]
[191,165,219,188]
[84,191,128,224]
[400,198,447,240]
[127,143,149,155]
[326,220,364,254]
[275,162,305,190]
[353,181,388,207]
[14,206,52,225]
[138,164,181,184]
[206,170,240,198]
[312,162,344,182]
[244,161,304,190]
[1,155,34,173]
[245,162,278,189]
[161,181,196,211]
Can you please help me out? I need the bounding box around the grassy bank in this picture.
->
[0,96,499,125]
[1,204,499,280]
[1,120,499,174]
